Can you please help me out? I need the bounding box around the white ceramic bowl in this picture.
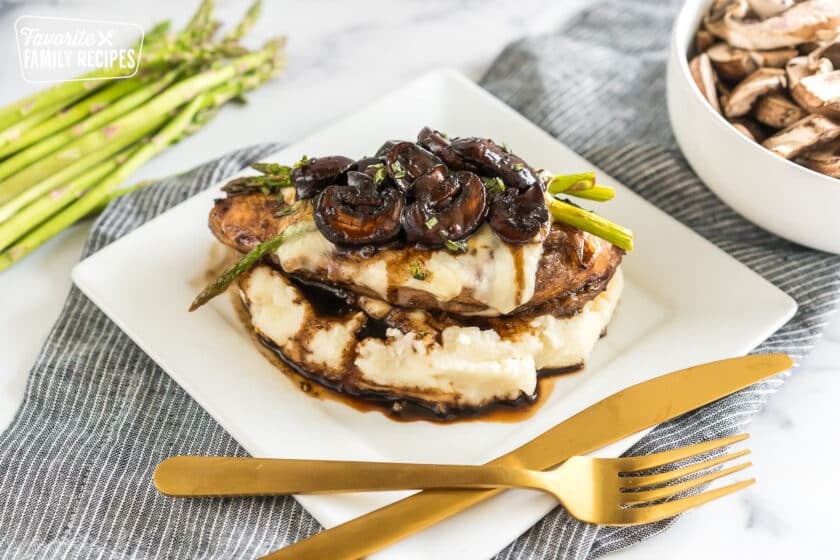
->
[667,0,840,254]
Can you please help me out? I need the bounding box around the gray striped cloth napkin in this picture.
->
[1,0,839,558]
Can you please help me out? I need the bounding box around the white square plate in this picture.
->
[72,69,796,560]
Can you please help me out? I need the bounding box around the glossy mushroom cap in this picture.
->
[314,171,404,246]
[292,156,355,200]
[310,128,550,251]
[402,170,487,247]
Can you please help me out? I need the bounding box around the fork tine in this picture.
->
[620,461,752,504]
[617,433,749,473]
[621,449,750,488]
[620,479,755,524]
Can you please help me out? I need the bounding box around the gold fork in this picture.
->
[155,433,752,525]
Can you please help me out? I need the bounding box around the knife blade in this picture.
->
[260,353,792,560]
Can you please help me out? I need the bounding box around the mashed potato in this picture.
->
[240,265,623,409]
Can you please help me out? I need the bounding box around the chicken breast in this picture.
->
[210,192,623,317]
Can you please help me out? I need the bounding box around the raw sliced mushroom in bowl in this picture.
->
[667,0,840,254]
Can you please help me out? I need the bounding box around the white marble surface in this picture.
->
[0,1,838,558]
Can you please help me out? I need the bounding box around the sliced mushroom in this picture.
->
[718,79,733,108]
[724,67,786,117]
[690,53,722,113]
[707,43,759,82]
[416,127,478,172]
[752,47,799,68]
[352,156,381,170]
[791,69,840,117]
[384,142,445,192]
[401,170,487,247]
[730,117,769,142]
[450,137,541,191]
[292,156,354,200]
[797,137,840,176]
[707,43,798,82]
[488,184,549,244]
[695,29,717,54]
[314,173,405,246]
[705,0,840,50]
[786,55,832,89]
[798,41,823,55]
[748,0,794,19]
[708,0,749,21]
[808,41,840,68]
[762,113,840,158]
[754,93,808,128]
[374,140,401,158]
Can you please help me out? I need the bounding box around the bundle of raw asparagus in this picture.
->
[0,0,285,271]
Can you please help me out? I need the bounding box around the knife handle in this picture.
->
[261,487,498,560]
[153,456,544,496]
[255,354,793,560]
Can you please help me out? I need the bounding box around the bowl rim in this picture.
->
[672,0,840,185]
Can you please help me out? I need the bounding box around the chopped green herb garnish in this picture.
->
[425,216,439,229]
[513,163,525,171]
[293,154,311,169]
[390,161,406,179]
[373,166,387,185]
[482,176,506,197]
[222,173,293,195]
[439,131,449,139]
[251,162,291,175]
[438,228,449,238]
[445,239,468,252]
[502,142,511,153]
[409,261,429,281]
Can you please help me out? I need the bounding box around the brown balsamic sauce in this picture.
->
[253,327,582,423]
[511,244,525,305]
[210,242,586,424]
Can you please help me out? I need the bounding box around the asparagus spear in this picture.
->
[547,172,616,202]
[0,148,137,251]
[564,185,616,202]
[0,95,206,272]
[185,0,215,37]
[223,0,261,42]
[0,42,278,208]
[142,3,275,72]
[0,59,283,268]
[0,72,176,168]
[0,85,101,134]
[0,16,173,132]
[0,111,170,221]
[0,3,216,135]
[546,196,633,251]
[87,62,279,217]
[189,231,285,311]
[0,1,286,271]
[0,100,66,150]
[143,20,172,46]
[0,76,149,160]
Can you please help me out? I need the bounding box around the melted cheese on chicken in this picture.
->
[273,217,544,316]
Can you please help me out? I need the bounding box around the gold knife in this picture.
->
[255,354,792,560]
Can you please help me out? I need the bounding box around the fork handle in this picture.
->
[154,456,547,497]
